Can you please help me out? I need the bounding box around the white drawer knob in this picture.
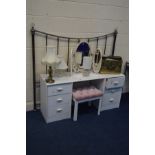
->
[113,81,119,85]
[111,90,115,93]
[57,88,63,92]
[57,98,63,102]
[109,98,114,102]
[57,108,63,112]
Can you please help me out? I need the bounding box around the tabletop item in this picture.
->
[76,42,90,66]
[92,48,102,73]
[41,46,60,83]
[56,55,68,70]
[75,52,82,65]
[82,56,92,76]
[99,56,123,74]
[72,42,91,73]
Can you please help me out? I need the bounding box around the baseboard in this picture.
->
[26,101,40,111]
[26,101,33,111]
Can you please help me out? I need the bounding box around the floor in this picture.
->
[26,93,129,155]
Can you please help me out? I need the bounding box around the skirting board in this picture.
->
[26,101,40,111]
[26,101,33,111]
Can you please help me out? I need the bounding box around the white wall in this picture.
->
[26,0,129,110]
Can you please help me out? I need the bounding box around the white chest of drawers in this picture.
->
[40,77,72,123]
[101,76,125,111]
[40,73,125,123]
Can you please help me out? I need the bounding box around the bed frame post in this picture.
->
[67,38,70,71]
[96,37,99,49]
[31,27,36,110]
[112,29,118,56]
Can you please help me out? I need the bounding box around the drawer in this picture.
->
[47,94,72,118]
[101,102,120,111]
[47,94,72,106]
[47,83,72,96]
[106,76,125,89]
[102,88,122,107]
[47,103,71,119]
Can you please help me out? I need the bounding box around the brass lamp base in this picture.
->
[46,78,55,83]
[46,66,55,83]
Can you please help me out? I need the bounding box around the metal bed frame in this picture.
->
[31,26,118,110]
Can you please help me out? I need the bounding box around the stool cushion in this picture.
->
[73,86,103,101]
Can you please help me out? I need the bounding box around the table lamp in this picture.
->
[42,47,60,83]
[56,55,68,70]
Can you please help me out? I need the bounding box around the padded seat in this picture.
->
[72,86,103,121]
[73,86,103,101]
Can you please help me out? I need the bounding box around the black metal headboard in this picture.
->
[31,26,118,110]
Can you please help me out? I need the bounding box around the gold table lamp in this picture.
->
[41,47,60,83]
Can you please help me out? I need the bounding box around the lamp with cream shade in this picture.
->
[41,46,60,83]
[56,55,68,70]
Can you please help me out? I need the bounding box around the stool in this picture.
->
[72,86,103,121]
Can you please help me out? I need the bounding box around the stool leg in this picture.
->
[97,98,102,115]
[73,101,78,121]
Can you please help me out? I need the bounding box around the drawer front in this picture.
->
[101,102,120,111]
[102,88,122,108]
[47,94,72,118]
[106,76,125,89]
[47,103,71,119]
[48,94,72,106]
[48,83,72,96]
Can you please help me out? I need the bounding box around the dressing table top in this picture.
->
[40,72,125,86]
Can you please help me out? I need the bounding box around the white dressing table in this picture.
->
[40,72,125,123]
